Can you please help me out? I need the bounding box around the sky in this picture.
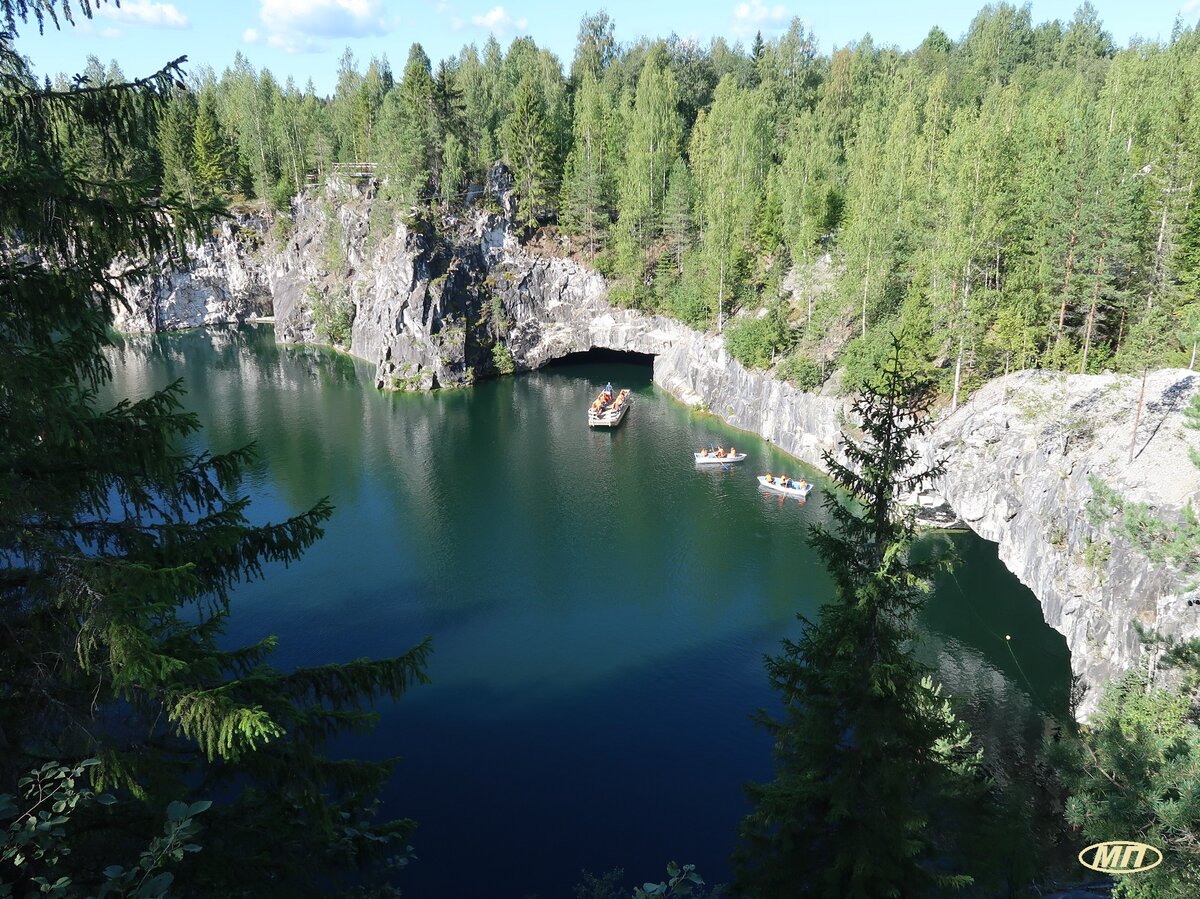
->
[12,0,1200,94]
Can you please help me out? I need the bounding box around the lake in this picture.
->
[105,325,1072,898]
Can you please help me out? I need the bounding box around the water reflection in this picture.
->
[102,326,1071,898]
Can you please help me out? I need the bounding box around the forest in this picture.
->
[91,1,1200,402]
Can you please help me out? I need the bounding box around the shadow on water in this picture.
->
[101,326,1073,899]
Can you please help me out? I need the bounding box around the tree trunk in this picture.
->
[1054,190,1084,346]
[951,335,964,413]
[1190,341,1197,371]
[1056,226,1079,346]
[1153,199,1170,292]
[718,257,725,334]
[1128,365,1149,464]
[1080,249,1105,374]
[862,237,872,339]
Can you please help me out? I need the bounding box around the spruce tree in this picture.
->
[501,72,552,230]
[662,157,695,273]
[376,43,437,205]
[191,91,231,200]
[560,69,612,257]
[157,86,198,204]
[734,338,980,899]
[1,5,430,895]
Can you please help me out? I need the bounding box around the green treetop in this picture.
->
[735,338,981,898]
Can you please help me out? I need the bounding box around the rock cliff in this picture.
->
[920,369,1200,716]
[117,173,1200,718]
[113,216,272,331]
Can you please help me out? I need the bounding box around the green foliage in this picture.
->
[735,339,983,898]
[1088,476,1200,570]
[1053,653,1200,899]
[612,51,681,282]
[18,4,1194,397]
[191,91,233,201]
[306,284,355,347]
[491,342,515,375]
[0,10,429,895]
[777,352,825,391]
[634,862,708,898]
[723,308,791,370]
[560,70,613,256]
[1,761,208,899]
[690,76,771,329]
[322,211,349,275]
[501,73,553,230]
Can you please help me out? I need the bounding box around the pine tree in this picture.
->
[1,6,430,895]
[1053,650,1200,899]
[735,338,980,899]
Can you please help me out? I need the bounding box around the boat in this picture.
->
[588,385,631,428]
[757,475,815,498]
[694,451,747,464]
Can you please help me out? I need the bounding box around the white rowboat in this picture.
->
[757,475,815,497]
[694,452,747,464]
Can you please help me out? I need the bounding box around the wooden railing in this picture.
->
[305,162,378,184]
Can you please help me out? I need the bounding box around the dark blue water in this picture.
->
[105,326,1071,897]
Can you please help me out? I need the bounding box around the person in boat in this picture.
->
[729,446,736,457]
[782,475,793,488]
[698,448,707,457]
[765,472,774,484]
[716,447,725,458]
[799,479,807,490]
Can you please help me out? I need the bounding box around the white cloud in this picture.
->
[100,26,122,38]
[250,0,390,53]
[1182,0,1200,14]
[732,0,788,37]
[471,5,527,34]
[96,1,189,29]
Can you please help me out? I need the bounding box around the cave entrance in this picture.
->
[544,347,656,369]
[542,347,656,389]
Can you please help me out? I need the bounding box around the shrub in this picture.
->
[664,281,711,330]
[306,285,355,347]
[271,213,294,251]
[725,309,790,370]
[269,179,294,213]
[492,343,515,375]
[778,352,825,391]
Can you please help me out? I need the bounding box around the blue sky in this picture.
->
[13,0,1200,93]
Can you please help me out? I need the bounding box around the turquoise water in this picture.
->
[105,326,1071,897]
